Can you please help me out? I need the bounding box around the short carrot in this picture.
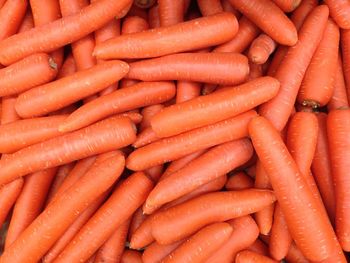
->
[176,81,201,103]
[94,12,238,59]
[272,0,301,12]
[158,0,184,27]
[235,250,278,263]
[197,0,223,16]
[324,0,350,29]
[225,171,254,190]
[248,34,277,65]
[142,240,184,263]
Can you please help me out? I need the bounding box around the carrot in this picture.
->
[272,0,301,12]
[128,208,146,242]
[324,0,350,29]
[341,29,350,102]
[148,4,160,28]
[176,81,201,103]
[55,172,153,262]
[158,0,184,27]
[132,127,159,148]
[311,113,336,223]
[151,77,278,138]
[126,53,249,86]
[285,242,309,263]
[162,222,233,263]
[249,116,345,261]
[248,34,277,65]
[0,0,6,8]
[248,239,269,256]
[1,97,20,125]
[127,110,257,171]
[298,19,340,108]
[204,216,259,263]
[0,115,67,154]
[143,139,253,214]
[214,16,260,53]
[225,171,254,190]
[197,0,223,16]
[0,0,133,66]
[0,117,136,185]
[15,60,129,118]
[248,61,264,80]
[122,15,149,34]
[17,9,34,33]
[235,250,278,263]
[5,168,57,248]
[59,81,175,132]
[259,5,330,131]
[0,0,28,41]
[130,215,155,249]
[327,109,350,251]
[228,0,297,45]
[94,12,238,59]
[290,0,319,31]
[120,250,143,263]
[140,104,164,131]
[133,0,156,9]
[0,152,125,263]
[142,240,184,263]
[57,54,76,79]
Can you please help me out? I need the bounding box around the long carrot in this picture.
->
[143,139,253,214]
[259,5,329,131]
[0,152,125,263]
[94,12,238,59]
[248,34,277,65]
[272,0,301,12]
[127,110,257,171]
[15,60,129,118]
[158,0,184,27]
[0,117,135,185]
[225,171,254,190]
[197,0,223,16]
[235,250,278,263]
[151,77,278,138]
[324,0,350,29]
[54,172,153,263]
[142,240,184,263]
[0,53,58,97]
[249,116,345,261]
[59,81,175,132]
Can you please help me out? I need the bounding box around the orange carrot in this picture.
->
[176,81,201,103]
[94,12,238,59]
[248,34,277,65]
[142,240,184,263]
[140,104,164,131]
[272,0,301,12]
[248,239,269,256]
[259,5,330,131]
[0,117,136,185]
[127,110,257,171]
[225,171,254,190]
[130,215,155,249]
[197,0,223,16]
[17,9,34,32]
[60,81,175,132]
[158,0,184,27]
[128,208,146,242]
[341,29,350,103]
[55,172,153,262]
[120,250,143,263]
[122,15,149,34]
[151,77,278,138]
[148,4,160,28]
[132,127,159,148]
[285,242,309,263]
[324,0,350,29]
[15,60,129,118]
[57,53,76,78]
[249,116,345,261]
[0,152,125,263]
[248,61,264,80]
[221,0,240,18]
[236,250,278,263]
[0,0,6,8]
[133,0,156,9]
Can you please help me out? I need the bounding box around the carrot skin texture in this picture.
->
[151,77,279,138]
[259,5,330,131]
[55,172,153,263]
[94,12,238,59]
[132,127,159,148]
[197,0,223,16]
[127,110,257,171]
[158,0,184,27]
[324,0,350,29]
[235,250,278,263]
[122,15,149,34]
[249,116,345,261]
[272,0,301,12]
[225,172,254,190]
[0,153,125,263]
[140,104,164,131]
[0,117,136,185]
[130,215,155,249]
[249,34,277,65]
[176,81,201,103]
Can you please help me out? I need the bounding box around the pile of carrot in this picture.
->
[0,0,349,262]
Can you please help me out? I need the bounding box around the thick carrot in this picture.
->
[0,115,67,154]
[249,116,345,261]
[197,0,223,16]
[142,240,184,263]
[140,104,164,131]
[297,19,339,108]
[272,0,301,12]
[235,250,278,263]
[122,15,149,34]
[120,250,143,263]
[55,172,153,262]
[132,127,159,148]
[327,109,350,251]
[204,216,259,263]
[285,242,309,263]
[225,171,254,190]
[15,60,129,118]
[176,81,201,103]
[151,77,278,138]
[158,0,184,27]
[144,139,253,214]
[94,12,238,59]
[148,4,160,28]
[162,222,233,263]
[228,0,297,45]
[0,117,135,185]
[5,168,57,248]
[59,81,175,132]
[259,5,330,131]
[248,34,277,65]
[324,0,350,29]
[0,152,125,263]
[127,110,257,171]
[0,53,57,97]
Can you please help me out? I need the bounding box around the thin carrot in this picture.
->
[15,60,129,118]
[120,250,143,263]
[259,5,330,131]
[140,104,164,131]
[128,208,146,242]
[142,240,184,263]
[57,53,76,79]
[197,0,223,16]
[272,0,301,12]
[248,34,277,65]
[132,127,159,148]
[94,12,238,59]
[148,4,160,28]
[59,81,175,132]
[249,116,345,261]
[0,152,125,263]
[324,0,350,29]
[151,76,278,138]
[17,9,34,33]
[285,242,309,263]
[0,117,136,185]
[236,250,278,263]
[158,0,184,27]
[127,110,257,171]
[290,0,319,31]
[225,171,254,190]
[55,172,153,262]
[176,81,201,103]
[248,61,264,80]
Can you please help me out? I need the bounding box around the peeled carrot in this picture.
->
[197,0,223,16]
[142,240,184,263]
[176,81,201,103]
[132,127,159,148]
[249,116,345,261]
[272,0,301,12]
[225,172,254,190]
[59,81,175,132]
[259,5,329,131]
[0,117,136,185]
[158,0,184,27]
[324,0,350,29]
[151,77,278,138]
[127,110,257,171]
[120,250,143,263]
[235,250,278,263]
[94,12,238,59]
[162,222,233,263]
[0,152,125,263]
[148,4,160,28]
[15,60,129,118]
[55,172,153,263]
[248,34,277,65]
